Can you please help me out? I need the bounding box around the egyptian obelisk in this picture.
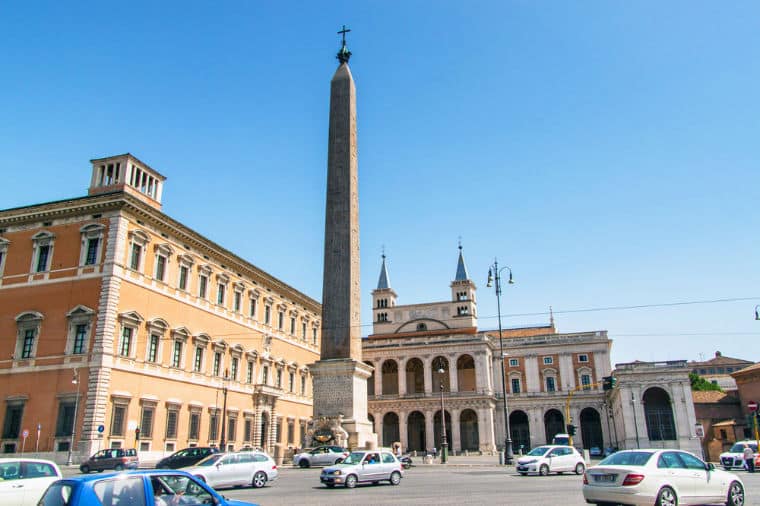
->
[309,26,376,449]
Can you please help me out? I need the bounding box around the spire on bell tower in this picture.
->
[372,250,397,331]
[451,241,477,323]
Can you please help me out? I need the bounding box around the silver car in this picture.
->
[182,451,278,489]
[320,449,403,488]
[293,445,349,468]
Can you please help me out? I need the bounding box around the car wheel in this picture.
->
[80,465,90,474]
[390,471,401,485]
[539,464,549,476]
[299,459,309,469]
[252,471,267,488]
[574,463,585,475]
[345,474,357,489]
[724,467,732,471]
[726,480,744,506]
[656,486,677,506]
[114,464,124,471]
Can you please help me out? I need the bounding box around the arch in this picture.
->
[365,361,375,396]
[579,407,603,449]
[643,387,676,441]
[407,411,426,452]
[431,356,450,392]
[394,318,450,334]
[544,409,565,443]
[381,360,398,395]
[382,412,400,447]
[459,409,479,451]
[433,410,452,452]
[14,311,44,323]
[405,358,424,394]
[457,354,476,392]
[510,410,531,452]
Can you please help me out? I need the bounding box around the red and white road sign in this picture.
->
[22,429,29,438]
[748,400,758,412]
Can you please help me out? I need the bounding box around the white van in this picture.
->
[552,433,571,446]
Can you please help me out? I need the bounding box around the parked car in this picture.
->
[720,441,758,470]
[583,449,744,506]
[399,454,413,469]
[79,448,139,473]
[293,445,349,468]
[0,458,62,506]
[589,446,603,457]
[182,451,277,489]
[37,469,257,506]
[515,445,586,476]
[320,449,403,488]
[156,446,218,469]
[552,433,571,445]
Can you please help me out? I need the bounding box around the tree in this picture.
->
[689,372,722,392]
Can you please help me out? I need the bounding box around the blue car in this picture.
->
[38,469,257,506]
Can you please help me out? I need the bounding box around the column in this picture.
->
[449,357,459,392]
[524,355,540,392]
[425,410,435,452]
[559,353,575,391]
[479,407,495,453]
[373,360,382,396]
[398,411,408,452]
[253,402,263,448]
[451,408,461,454]
[376,412,385,446]
[398,358,407,397]
[423,359,432,394]
[531,408,546,445]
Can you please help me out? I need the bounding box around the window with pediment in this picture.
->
[65,305,95,355]
[79,224,105,267]
[15,311,44,359]
[31,231,55,273]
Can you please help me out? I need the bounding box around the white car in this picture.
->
[293,445,349,468]
[183,451,278,489]
[320,449,404,488]
[583,449,744,506]
[515,445,586,476]
[719,441,757,470]
[0,458,62,506]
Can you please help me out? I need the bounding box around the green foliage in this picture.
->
[689,372,723,392]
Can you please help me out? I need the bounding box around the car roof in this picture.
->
[0,458,61,466]
[62,469,198,483]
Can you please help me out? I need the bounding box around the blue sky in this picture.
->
[1,1,758,365]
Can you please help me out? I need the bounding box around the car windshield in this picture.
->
[526,446,551,457]
[195,454,223,466]
[730,443,758,453]
[598,451,654,466]
[340,452,366,465]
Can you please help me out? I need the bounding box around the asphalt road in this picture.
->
[214,465,760,506]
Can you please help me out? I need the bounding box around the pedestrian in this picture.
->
[743,444,755,473]
[432,447,437,458]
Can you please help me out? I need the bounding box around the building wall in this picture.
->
[0,175,321,463]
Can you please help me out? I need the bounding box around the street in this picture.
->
[205,465,760,506]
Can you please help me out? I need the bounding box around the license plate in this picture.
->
[594,474,615,483]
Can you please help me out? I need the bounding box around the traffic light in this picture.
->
[566,424,577,436]
[602,376,617,391]
[135,427,140,441]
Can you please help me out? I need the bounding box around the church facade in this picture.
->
[363,250,701,456]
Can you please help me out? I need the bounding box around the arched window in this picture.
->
[643,387,676,441]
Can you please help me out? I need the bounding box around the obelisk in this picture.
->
[309,26,376,449]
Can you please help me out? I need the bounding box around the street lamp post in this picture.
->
[219,369,229,452]
[66,368,83,466]
[437,367,448,464]
[487,259,514,465]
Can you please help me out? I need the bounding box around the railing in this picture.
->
[369,389,492,400]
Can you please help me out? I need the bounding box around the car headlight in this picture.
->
[332,470,342,475]
[521,459,537,464]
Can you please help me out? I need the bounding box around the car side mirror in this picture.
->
[335,458,344,464]
[707,462,715,471]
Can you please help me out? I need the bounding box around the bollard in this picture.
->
[498,452,504,465]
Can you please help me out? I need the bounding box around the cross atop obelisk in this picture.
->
[310,26,376,450]
[337,25,352,63]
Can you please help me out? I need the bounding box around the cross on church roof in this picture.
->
[336,25,352,64]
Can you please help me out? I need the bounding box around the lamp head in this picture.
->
[72,368,78,385]
[755,305,760,320]
[437,367,445,374]
[486,268,493,288]
[508,270,514,284]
